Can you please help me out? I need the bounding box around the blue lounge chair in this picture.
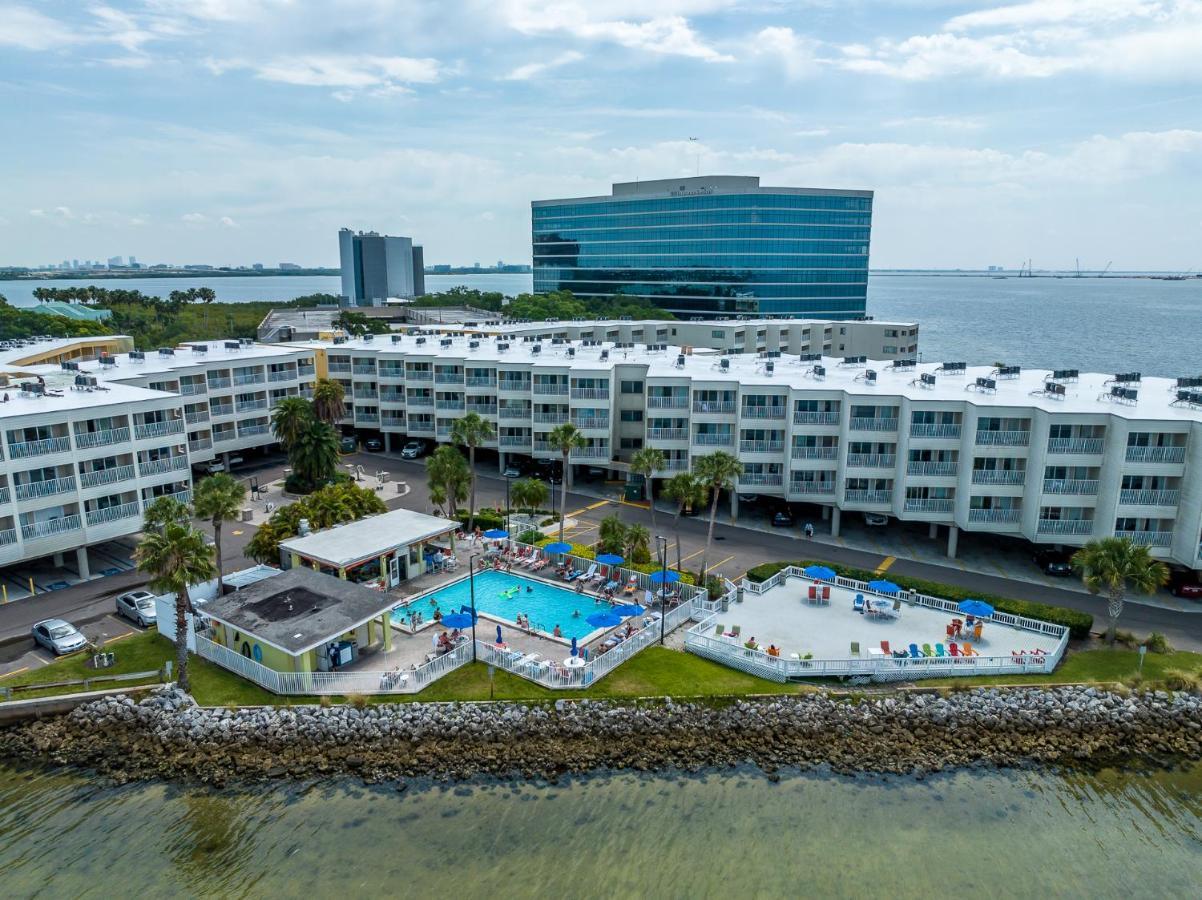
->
[935,643,947,657]
[908,643,921,658]
[853,594,865,614]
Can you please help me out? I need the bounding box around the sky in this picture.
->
[2,0,1201,270]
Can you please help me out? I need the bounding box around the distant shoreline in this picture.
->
[0,269,338,281]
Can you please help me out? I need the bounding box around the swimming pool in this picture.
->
[393,570,610,642]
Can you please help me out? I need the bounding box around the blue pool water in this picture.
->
[393,570,606,641]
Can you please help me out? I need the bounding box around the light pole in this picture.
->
[504,473,512,537]
[469,552,480,661]
[656,534,668,645]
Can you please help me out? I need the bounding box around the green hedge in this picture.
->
[454,509,506,531]
[744,560,1093,639]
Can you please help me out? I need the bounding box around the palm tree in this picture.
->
[546,423,585,542]
[426,446,470,519]
[290,422,340,489]
[510,477,548,518]
[450,412,496,533]
[191,473,246,595]
[624,523,651,565]
[1072,537,1170,643]
[693,451,744,586]
[143,495,192,534]
[630,448,666,533]
[311,378,346,427]
[271,396,314,449]
[133,522,214,694]
[598,513,628,555]
[663,471,707,572]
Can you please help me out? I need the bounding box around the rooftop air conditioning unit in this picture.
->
[192,344,208,353]
[391,335,403,344]
[100,356,117,366]
[719,358,730,371]
[224,341,240,351]
[129,350,145,361]
[158,348,174,357]
[61,361,79,371]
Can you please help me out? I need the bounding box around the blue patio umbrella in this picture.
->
[543,541,573,555]
[440,612,475,629]
[958,599,995,618]
[495,625,504,644]
[570,636,578,657]
[586,611,623,628]
[649,570,680,585]
[803,565,837,581]
[596,553,624,566]
[867,579,901,595]
[613,603,645,618]
[483,528,508,539]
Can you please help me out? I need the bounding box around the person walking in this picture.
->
[804,522,815,539]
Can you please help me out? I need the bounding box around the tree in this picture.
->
[630,448,666,533]
[133,522,214,694]
[426,446,470,519]
[311,378,346,427]
[663,472,707,572]
[143,495,192,534]
[271,396,314,449]
[191,474,246,595]
[1072,537,1170,643]
[546,423,585,543]
[598,514,628,555]
[509,477,548,518]
[289,421,340,489]
[624,523,651,565]
[450,412,496,533]
[244,482,386,564]
[693,451,744,586]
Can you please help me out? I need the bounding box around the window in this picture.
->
[620,410,643,423]
[620,437,643,450]
[620,380,644,394]
[711,329,724,339]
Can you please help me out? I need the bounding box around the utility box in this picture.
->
[624,476,645,502]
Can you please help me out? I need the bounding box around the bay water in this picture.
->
[1,762,1200,897]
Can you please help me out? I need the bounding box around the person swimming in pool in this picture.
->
[571,609,581,618]
[527,585,533,593]
[553,624,563,638]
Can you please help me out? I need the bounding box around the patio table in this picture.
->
[563,656,586,668]
[867,647,885,658]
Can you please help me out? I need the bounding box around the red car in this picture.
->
[1170,574,1202,600]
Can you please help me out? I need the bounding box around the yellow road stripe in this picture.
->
[709,554,736,572]
[103,631,135,645]
[874,555,896,574]
[566,500,610,517]
[618,499,650,509]
[0,666,29,680]
[679,548,704,564]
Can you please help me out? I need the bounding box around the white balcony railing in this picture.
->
[791,446,838,460]
[79,464,135,489]
[140,456,188,477]
[135,420,184,440]
[207,377,232,389]
[693,400,736,414]
[975,430,1030,446]
[466,404,497,416]
[498,407,530,420]
[910,423,962,439]
[533,383,569,395]
[407,396,434,407]
[75,427,129,450]
[794,411,840,425]
[8,435,71,459]
[235,400,268,413]
[571,445,610,460]
[849,417,898,432]
[907,461,958,476]
[239,424,270,437]
[1037,518,1094,535]
[971,469,1025,485]
[694,433,732,446]
[184,411,209,425]
[232,373,265,386]
[0,487,8,505]
[739,473,783,487]
[0,527,15,546]
[497,380,530,392]
[500,435,531,447]
[21,515,82,541]
[214,431,238,443]
[968,508,1022,524]
[1119,488,1180,506]
[903,498,954,513]
[435,400,465,411]
[789,481,835,496]
[86,501,141,527]
[574,418,611,431]
[532,411,565,423]
[328,363,352,374]
[846,453,896,468]
[845,489,892,504]
[354,365,379,376]
[1114,529,1173,547]
[15,476,76,501]
[739,440,784,454]
[1125,446,1187,464]
[381,416,406,428]
[1042,479,1099,496]
[740,406,786,420]
[647,396,688,409]
[570,387,610,400]
[179,382,206,395]
[434,371,463,384]
[1047,437,1105,454]
[209,404,234,417]
[189,438,213,453]
[465,376,496,388]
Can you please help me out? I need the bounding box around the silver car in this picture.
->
[115,590,157,627]
[31,618,87,655]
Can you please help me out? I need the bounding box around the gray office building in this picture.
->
[338,228,425,306]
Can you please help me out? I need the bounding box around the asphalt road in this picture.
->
[2,448,1199,673]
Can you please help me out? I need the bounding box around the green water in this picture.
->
[1,763,1201,898]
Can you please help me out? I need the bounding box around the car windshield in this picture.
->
[49,625,75,639]
[135,597,154,609]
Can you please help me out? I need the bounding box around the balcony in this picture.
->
[9,436,70,459]
[1125,446,1186,464]
[179,382,207,395]
[847,453,896,468]
[571,445,610,460]
[903,498,954,513]
[1047,438,1104,454]
[269,370,295,382]
[844,489,892,504]
[408,420,436,434]
[152,490,191,507]
[972,469,1025,485]
[499,407,530,419]
[140,456,188,477]
[794,411,840,425]
[210,403,234,417]
[189,438,213,453]
[789,481,835,496]
[659,459,689,472]
[1119,489,1180,507]
[354,365,378,376]
[1037,519,1094,535]
[975,430,1030,447]
[80,464,135,489]
[694,433,732,446]
[185,411,210,425]
[534,383,569,396]
[235,400,268,414]
[75,428,129,450]
[21,515,82,541]
[497,380,530,393]
[693,400,736,414]
[1042,479,1099,496]
[86,501,141,527]
[352,389,378,401]
[907,461,958,477]
[328,363,352,374]
[436,400,466,411]
[739,473,783,487]
[434,372,463,384]
[968,508,1022,524]
[0,528,15,546]
[574,417,611,431]
[214,431,238,443]
[406,370,434,382]
[233,373,266,386]
[500,434,531,447]
[298,365,316,377]
[465,376,496,388]
[910,423,962,439]
[207,376,232,389]
[466,404,498,416]
[381,416,406,428]
[532,411,564,424]
[791,446,838,460]
[647,396,688,409]
[849,417,898,432]
[134,420,184,440]
[570,387,610,400]
[647,427,686,441]
[378,368,404,380]
[740,406,786,420]
[238,424,271,437]
[355,411,380,424]
[0,487,8,505]
[15,476,76,501]
[739,440,784,454]
[1115,529,1172,548]
[407,396,434,408]
[379,391,405,403]
[436,426,452,438]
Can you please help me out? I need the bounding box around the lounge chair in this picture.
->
[578,563,598,583]
[603,579,619,592]
[588,567,606,584]
[908,643,921,658]
[713,623,725,637]
[623,577,638,596]
[850,641,860,656]
[962,643,977,657]
[853,594,865,614]
[935,644,947,657]
[821,585,831,602]
[808,585,817,601]
[725,625,741,639]
[948,643,960,657]
[921,643,935,658]
[892,650,909,659]
[880,640,891,655]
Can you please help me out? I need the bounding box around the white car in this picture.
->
[863,512,888,527]
[31,619,87,655]
[115,590,158,627]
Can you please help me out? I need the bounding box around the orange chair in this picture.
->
[880,640,891,655]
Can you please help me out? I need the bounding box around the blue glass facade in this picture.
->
[531,177,872,319]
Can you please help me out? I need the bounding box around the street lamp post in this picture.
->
[469,552,480,661]
[504,473,512,536]
[657,534,668,645]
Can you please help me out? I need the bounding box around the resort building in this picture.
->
[532,175,873,320]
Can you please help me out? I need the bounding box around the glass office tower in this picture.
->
[532,176,872,319]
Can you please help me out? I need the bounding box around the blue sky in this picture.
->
[2,0,1201,270]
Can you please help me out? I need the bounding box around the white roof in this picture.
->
[432,317,918,332]
[279,508,459,569]
[0,371,178,418]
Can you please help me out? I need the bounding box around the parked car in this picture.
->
[503,463,522,478]
[31,618,87,655]
[206,454,243,474]
[1033,548,1075,576]
[363,437,383,452]
[862,512,888,527]
[339,435,358,453]
[536,459,562,484]
[1169,571,1202,599]
[400,439,427,460]
[115,589,158,627]
[771,508,795,527]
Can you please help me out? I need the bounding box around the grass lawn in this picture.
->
[0,630,171,701]
[923,646,1202,688]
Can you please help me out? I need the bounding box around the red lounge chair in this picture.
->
[946,624,955,639]
[880,641,891,655]
[808,586,817,601]
[1011,650,1025,664]
[948,643,960,657]
[821,585,831,601]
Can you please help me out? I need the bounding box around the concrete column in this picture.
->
[729,491,739,521]
[928,522,938,540]
[53,552,64,568]
[498,451,506,472]
[831,506,841,538]
[821,505,830,521]
[947,525,959,558]
[76,547,90,580]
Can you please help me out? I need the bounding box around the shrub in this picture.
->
[539,516,558,527]
[1159,670,1200,693]
[1145,632,1172,654]
[455,508,506,531]
[319,695,332,708]
[346,693,369,710]
[1113,629,1139,648]
[625,561,696,585]
[533,537,596,560]
[743,558,1093,639]
[516,528,543,544]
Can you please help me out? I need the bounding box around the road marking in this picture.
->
[709,554,735,572]
[103,631,136,645]
[232,530,244,536]
[679,548,704,564]
[0,666,29,680]
[874,556,896,574]
[566,500,610,517]
[619,499,650,509]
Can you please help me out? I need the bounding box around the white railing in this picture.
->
[189,438,213,453]
[903,498,954,513]
[792,446,838,460]
[844,489,892,504]
[140,456,188,477]
[1118,488,1179,506]
[647,396,688,409]
[571,445,609,459]
[910,423,962,439]
[15,475,76,500]
[179,382,207,395]
[789,481,835,496]
[214,431,238,443]
[135,420,184,439]
[207,377,232,389]
[380,391,405,403]
[1042,479,1098,496]
[907,461,957,476]
[570,387,609,400]
[269,370,295,382]
[975,430,1030,446]
[1037,518,1093,535]
[80,464,135,489]
[328,363,352,374]
[353,390,378,400]
[436,400,466,411]
[693,400,736,414]
[235,400,268,413]
[647,427,686,440]
[0,528,15,546]
[233,373,266,386]
[794,411,840,425]
[1114,530,1173,547]
[740,406,786,419]
[849,417,898,431]
[378,370,405,382]
[355,365,380,376]
[465,376,496,388]
[9,435,71,459]
[0,487,8,505]
[467,404,498,415]
[1047,437,1104,454]
[86,501,141,526]
[847,453,895,468]
[532,411,565,423]
[434,371,463,383]
[500,435,530,447]
[210,404,234,417]
[739,440,784,453]
[75,427,129,449]
[21,515,82,541]
[1125,446,1186,464]
[408,420,436,433]
[406,370,434,381]
[381,417,407,428]
[694,433,732,446]
[185,411,210,425]
[239,424,270,437]
[739,473,783,487]
[497,380,531,392]
[968,508,1022,524]
[972,469,1025,484]
[407,396,434,408]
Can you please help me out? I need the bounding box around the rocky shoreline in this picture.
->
[2,686,1201,785]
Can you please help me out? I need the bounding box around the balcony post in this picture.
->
[928,522,938,539]
[76,547,90,579]
[947,525,959,559]
[830,506,840,537]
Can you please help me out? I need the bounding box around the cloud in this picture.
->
[210,55,442,94]
[219,216,239,228]
[752,26,820,80]
[946,0,1158,32]
[0,4,82,49]
[181,212,207,223]
[882,115,986,131]
[504,50,583,81]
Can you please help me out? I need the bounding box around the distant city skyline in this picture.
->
[2,2,1201,272]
